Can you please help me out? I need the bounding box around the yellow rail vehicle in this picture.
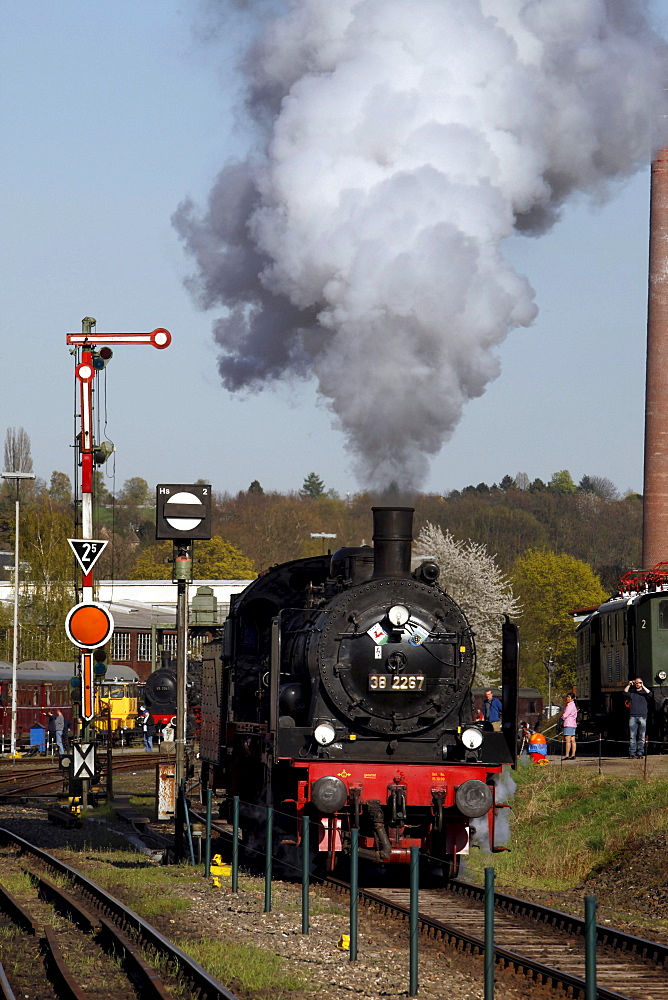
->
[94,667,141,735]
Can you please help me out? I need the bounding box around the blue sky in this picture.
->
[2,1,667,500]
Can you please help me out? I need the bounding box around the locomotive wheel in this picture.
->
[428,833,460,880]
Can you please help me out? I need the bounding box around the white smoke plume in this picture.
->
[175,0,667,489]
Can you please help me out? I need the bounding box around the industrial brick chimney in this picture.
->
[643,149,668,568]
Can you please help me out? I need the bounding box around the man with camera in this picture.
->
[623,677,651,759]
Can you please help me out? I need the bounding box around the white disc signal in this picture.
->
[165,492,205,532]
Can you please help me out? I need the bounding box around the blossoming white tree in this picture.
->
[415,523,521,687]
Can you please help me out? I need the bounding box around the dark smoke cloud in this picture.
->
[174,0,668,489]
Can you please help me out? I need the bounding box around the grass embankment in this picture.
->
[465,763,668,891]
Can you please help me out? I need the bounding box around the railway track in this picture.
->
[322,875,668,1000]
[0,753,156,799]
[182,804,668,998]
[0,827,238,1000]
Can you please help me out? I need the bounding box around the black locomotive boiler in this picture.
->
[142,654,201,736]
[200,507,518,873]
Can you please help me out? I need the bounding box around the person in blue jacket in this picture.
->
[483,688,502,732]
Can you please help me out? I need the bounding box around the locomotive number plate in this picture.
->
[368,674,425,691]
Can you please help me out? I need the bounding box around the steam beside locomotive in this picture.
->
[200,506,518,873]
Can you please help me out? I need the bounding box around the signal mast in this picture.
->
[66,317,171,731]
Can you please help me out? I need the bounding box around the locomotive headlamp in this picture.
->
[455,779,493,818]
[388,605,410,627]
[311,776,347,814]
[314,721,336,745]
[460,726,483,750]
[657,670,667,682]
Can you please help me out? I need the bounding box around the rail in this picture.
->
[187,800,668,999]
[0,827,240,1000]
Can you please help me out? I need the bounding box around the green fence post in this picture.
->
[409,846,419,996]
[182,780,195,865]
[302,816,310,935]
[484,866,495,1000]
[264,805,273,913]
[585,895,597,1000]
[350,828,359,961]
[232,796,239,893]
[204,788,212,878]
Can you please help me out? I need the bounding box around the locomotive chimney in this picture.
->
[643,149,668,567]
[371,506,414,578]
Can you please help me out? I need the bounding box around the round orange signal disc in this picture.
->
[65,602,114,649]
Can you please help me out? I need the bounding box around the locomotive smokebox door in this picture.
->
[155,484,212,540]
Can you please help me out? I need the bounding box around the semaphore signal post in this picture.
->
[66,317,171,735]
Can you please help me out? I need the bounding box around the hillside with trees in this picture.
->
[0,430,642,692]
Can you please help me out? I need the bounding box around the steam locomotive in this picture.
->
[142,654,202,736]
[200,506,518,874]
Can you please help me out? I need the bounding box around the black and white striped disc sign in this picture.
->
[155,484,212,539]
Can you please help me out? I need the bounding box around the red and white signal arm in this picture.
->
[65,602,114,649]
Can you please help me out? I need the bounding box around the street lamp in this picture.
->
[545,650,556,720]
[310,531,337,554]
[1,471,35,756]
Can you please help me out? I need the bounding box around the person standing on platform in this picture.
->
[483,688,502,731]
[623,678,651,758]
[138,706,155,751]
[53,710,66,755]
[561,694,578,759]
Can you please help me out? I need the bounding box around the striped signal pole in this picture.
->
[67,317,171,731]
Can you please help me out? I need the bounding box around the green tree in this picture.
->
[48,470,72,505]
[548,470,576,495]
[11,496,76,661]
[118,477,150,505]
[512,549,607,692]
[248,480,264,495]
[130,536,256,580]
[300,472,326,500]
[499,475,516,491]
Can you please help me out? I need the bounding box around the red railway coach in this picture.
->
[0,660,141,748]
[0,661,75,746]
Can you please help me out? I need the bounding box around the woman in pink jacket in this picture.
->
[561,693,578,759]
